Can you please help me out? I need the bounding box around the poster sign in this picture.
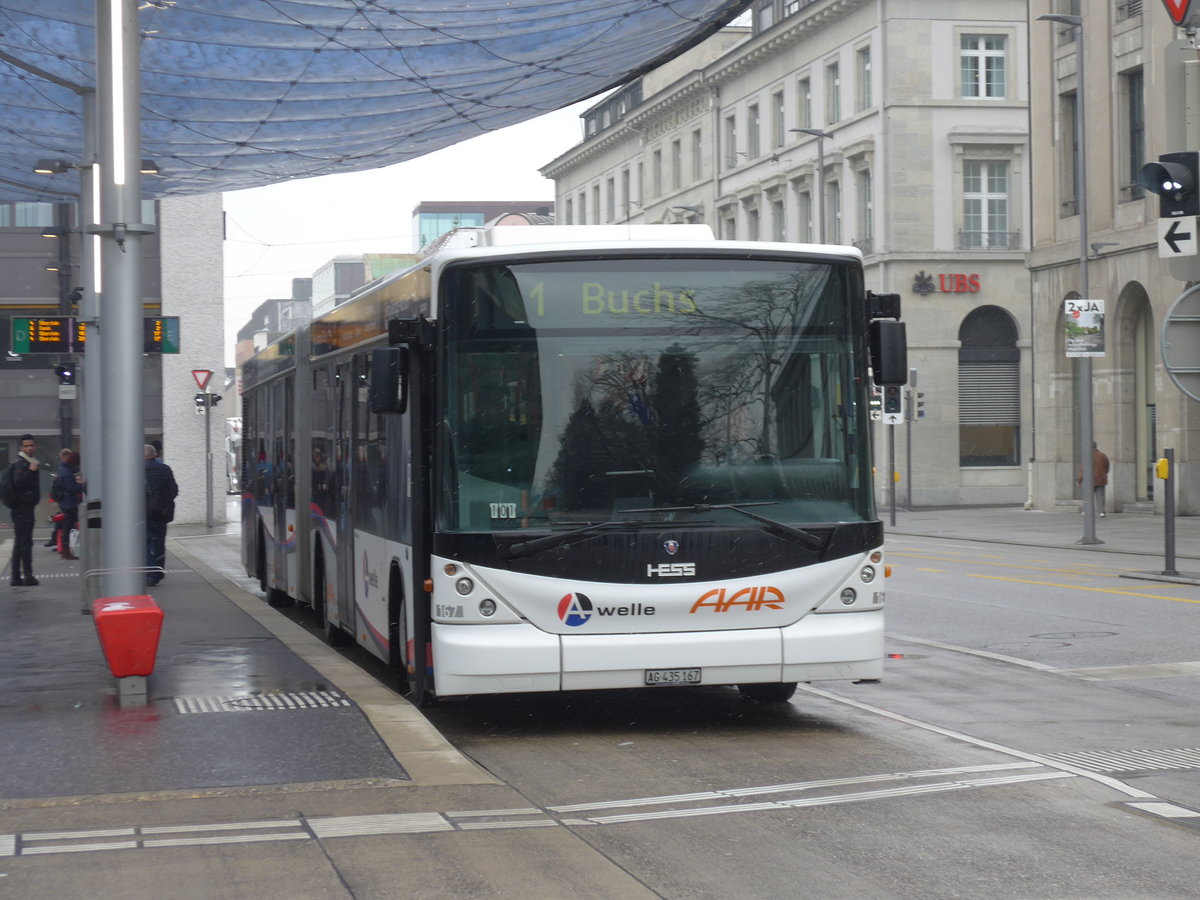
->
[1064,299,1105,358]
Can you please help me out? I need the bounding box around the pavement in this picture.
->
[0,503,1196,894]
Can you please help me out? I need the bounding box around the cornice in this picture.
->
[707,0,871,85]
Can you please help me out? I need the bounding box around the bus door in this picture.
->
[332,362,355,632]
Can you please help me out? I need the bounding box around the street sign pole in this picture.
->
[193,369,214,528]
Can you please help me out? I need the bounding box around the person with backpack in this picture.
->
[144,443,178,587]
[5,434,43,587]
[54,449,82,561]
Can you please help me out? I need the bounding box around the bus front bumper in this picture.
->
[430,609,883,697]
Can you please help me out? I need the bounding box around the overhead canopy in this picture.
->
[0,0,747,202]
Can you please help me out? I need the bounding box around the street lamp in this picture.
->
[790,127,833,243]
[1039,12,1101,544]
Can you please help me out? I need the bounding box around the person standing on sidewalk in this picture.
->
[144,443,178,586]
[6,435,43,587]
[55,449,82,561]
[1077,443,1110,518]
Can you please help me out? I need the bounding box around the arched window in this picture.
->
[959,306,1019,466]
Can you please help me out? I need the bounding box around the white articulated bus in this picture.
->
[241,225,907,705]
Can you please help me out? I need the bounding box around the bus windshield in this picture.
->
[439,256,873,534]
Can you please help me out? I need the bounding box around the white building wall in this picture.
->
[159,192,226,525]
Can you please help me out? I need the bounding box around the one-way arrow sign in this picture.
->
[1159,216,1198,257]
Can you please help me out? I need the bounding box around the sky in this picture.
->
[221,100,593,366]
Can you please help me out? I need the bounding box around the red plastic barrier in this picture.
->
[92,595,164,678]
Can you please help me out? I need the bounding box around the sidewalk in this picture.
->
[0,525,489,803]
[886,504,1200,584]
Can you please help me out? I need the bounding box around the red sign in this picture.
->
[1162,0,1196,26]
[192,369,213,390]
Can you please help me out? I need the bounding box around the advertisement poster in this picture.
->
[1064,298,1105,357]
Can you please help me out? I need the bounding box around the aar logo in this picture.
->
[557,592,594,627]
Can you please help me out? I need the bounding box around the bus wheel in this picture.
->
[256,527,268,595]
[738,682,797,703]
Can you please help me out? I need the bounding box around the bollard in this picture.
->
[92,595,164,690]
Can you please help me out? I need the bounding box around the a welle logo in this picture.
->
[557,591,656,627]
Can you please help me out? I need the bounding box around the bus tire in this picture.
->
[389,565,411,695]
[256,526,269,596]
[738,682,798,703]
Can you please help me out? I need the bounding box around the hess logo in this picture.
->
[647,562,695,577]
[690,586,785,614]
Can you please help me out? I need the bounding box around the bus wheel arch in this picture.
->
[737,682,798,703]
[388,562,410,695]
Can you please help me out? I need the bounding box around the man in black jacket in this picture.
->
[144,443,178,587]
[8,434,42,587]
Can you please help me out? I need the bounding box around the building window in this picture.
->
[621,169,630,217]
[724,115,738,169]
[1122,68,1145,201]
[798,77,812,129]
[771,198,785,241]
[748,104,761,158]
[825,61,841,125]
[856,169,873,251]
[829,181,842,243]
[636,162,643,207]
[13,202,54,228]
[671,140,682,191]
[1118,0,1143,19]
[653,149,663,197]
[691,129,703,181]
[1059,92,1078,217]
[747,207,760,241]
[592,185,600,224]
[578,191,586,224]
[606,177,615,222]
[755,0,774,32]
[959,306,1020,467]
[772,91,786,149]
[960,35,1007,99]
[798,190,813,242]
[565,198,573,225]
[856,46,872,113]
[722,214,736,240]
[962,160,1010,248]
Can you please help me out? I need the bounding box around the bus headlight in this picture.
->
[455,577,474,596]
[840,588,857,605]
[479,599,497,617]
[859,566,876,583]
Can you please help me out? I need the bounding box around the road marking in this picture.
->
[1042,748,1200,772]
[1055,661,1200,681]
[965,573,1200,603]
[890,634,1056,671]
[1126,802,1200,818]
[0,762,1078,858]
[173,691,353,714]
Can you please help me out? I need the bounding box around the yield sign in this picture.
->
[192,368,213,390]
[1161,0,1200,27]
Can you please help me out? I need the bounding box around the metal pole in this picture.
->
[888,422,896,527]
[1074,19,1100,546]
[205,397,213,527]
[1163,448,1177,576]
[79,89,102,605]
[96,0,149,597]
[905,392,913,509]
[55,202,75,451]
[816,135,826,243]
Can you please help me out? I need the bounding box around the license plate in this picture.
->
[644,667,701,686]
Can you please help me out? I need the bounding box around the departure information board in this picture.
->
[10,316,180,354]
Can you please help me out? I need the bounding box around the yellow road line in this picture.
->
[967,573,1200,604]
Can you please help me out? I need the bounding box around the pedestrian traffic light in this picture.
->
[53,364,75,385]
[1138,151,1200,218]
[882,385,901,415]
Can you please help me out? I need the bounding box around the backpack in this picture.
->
[49,476,63,503]
[146,478,175,522]
[0,464,14,509]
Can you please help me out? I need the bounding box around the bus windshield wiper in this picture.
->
[502,519,645,560]
[623,502,827,552]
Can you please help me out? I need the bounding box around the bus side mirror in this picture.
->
[369,346,408,414]
[869,319,908,386]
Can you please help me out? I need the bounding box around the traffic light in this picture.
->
[868,386,882,421]
[882,385,901,415]
[53,364,75,385]
[194,392,207,415]
[208,392,222,407]
[912,391,925,420]
[1138,151,1200,218]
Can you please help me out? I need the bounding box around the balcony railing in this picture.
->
[958,230,1020,250]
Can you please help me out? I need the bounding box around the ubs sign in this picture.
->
[912,271,981,295]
